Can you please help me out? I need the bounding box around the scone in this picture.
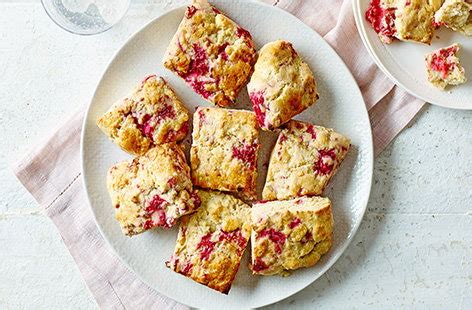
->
[106,144,200,236]
[366,0,443,44]
[425,43,467,90]
[247,40,318,131]
[167,190,251,294]
[97,75,190,155]
[262,120,350,201]
[191,107,260,199]
[163,0,256,107]
[434,0,472,36]
[251,196,333,276]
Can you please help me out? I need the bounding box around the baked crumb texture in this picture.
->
[251,196,333,276]
[167,190,251,294]
[263,120,351,201]
[425,43,467,90]
[365,0,443,44]
[163,0,256,107]
[434,0,472,36]
[247,40,318,131]
[191,107,260,199]
[96,75,190,156]
[106,143,200,236]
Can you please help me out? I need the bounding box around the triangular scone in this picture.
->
[163,0,256,107]
[107,144,200,236]
[167,190,251,294]
[434,0,472,36]
[425,43,467,90]
[263,120,350,201]
[251,196,333,276]
[97,75,190,155]
[247,40,318,131]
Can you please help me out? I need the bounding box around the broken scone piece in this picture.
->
[191,107,260,199]
[251,196,333,276]
[263,120,351,201]
[434,0,472,36]
[247,40,318,131]
[97,75,190,155]
[167,190,251,294]
[107,143,200,236]
[425,43,467,90]
[366,0,443,44]
[163,0,256,107]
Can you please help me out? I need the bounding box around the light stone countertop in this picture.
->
[0,1,471,309]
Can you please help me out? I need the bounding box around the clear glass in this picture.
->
[41,0,130,35]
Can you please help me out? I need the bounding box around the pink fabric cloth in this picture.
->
[13,1,425,308]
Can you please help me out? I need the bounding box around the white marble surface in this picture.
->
[0,1,471,309]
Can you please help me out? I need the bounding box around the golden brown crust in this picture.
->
[96,75,190,155]
[190,107,260,199]
[106,144,200,236]
[167,190,251,293]
[262,120,350,201]
[250,196,333,275]
[247,40,318,130]
[163,0,256,107]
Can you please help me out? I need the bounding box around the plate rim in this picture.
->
[353,0,472,110]
[81,1,374,307]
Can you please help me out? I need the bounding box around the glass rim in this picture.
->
[40,0,130,36]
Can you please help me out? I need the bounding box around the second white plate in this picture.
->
[354,0,472,109]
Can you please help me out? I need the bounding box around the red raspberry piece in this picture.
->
[314,149,336,175]
[258,228,287,254]
[249,91,267,128]
[197,233,216,260]
[289,218,302,229]
[232,142,258,169]
[252,258,269,272]
[186,5,197,18]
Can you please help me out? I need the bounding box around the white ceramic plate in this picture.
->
[82,1,373,308]
[353,0,472,110]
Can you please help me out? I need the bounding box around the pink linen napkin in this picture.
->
[13,0,425,308]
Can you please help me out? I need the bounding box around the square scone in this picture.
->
[191,107,260,199]
[163,0,256,107]
[167,190,251,294]
[251,196,333,276]
[262,120,351,201]
[97,75,190,155]
[425,43,467,90]
[247,40,318,130]
[107,143,200,236]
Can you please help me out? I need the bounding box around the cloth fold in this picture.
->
[13,0,425,308]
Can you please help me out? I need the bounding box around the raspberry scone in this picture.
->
[251,196,333,276]
[191,107,260,199]
[107,144,200,236]
[247,40,318,131]
[167,190,251,294]
[97,75,190,155]
[366,0,443,44]
[262,120,351,201]
[425,43,467,90]
[162,0,256,107]
[434,0,472,36]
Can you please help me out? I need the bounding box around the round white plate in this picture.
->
[82,1,373,308]
[353,0,472,109]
